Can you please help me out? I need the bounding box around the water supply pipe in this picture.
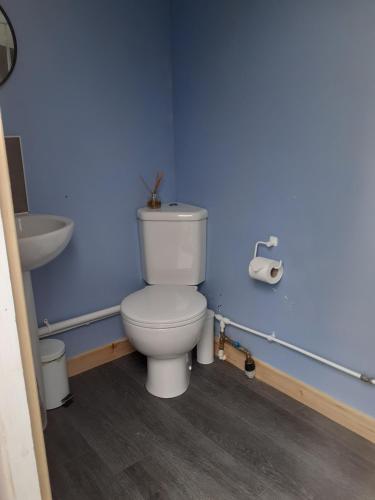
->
[197,310,215,364]
[217,316,256,378]
[215,313,375,385]
[38,305,121,338]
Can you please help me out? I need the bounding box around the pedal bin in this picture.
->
[40,339,70,410]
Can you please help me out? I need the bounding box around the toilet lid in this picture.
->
[121,285,207,327]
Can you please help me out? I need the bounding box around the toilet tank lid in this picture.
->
[137,203,208,221]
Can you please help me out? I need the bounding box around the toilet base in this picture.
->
[146,354,192,398]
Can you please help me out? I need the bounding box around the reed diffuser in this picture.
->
[141,171,164,209]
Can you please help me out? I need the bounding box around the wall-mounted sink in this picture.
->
[16,214,74,271]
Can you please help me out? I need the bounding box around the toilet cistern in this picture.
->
[121,203,208,398]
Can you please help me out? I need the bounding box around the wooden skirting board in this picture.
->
[215,339,375,444]
[67,338,135,377]
[67,337,375,444]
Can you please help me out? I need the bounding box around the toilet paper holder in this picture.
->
[249,235,283,284]
[253,235,280,261]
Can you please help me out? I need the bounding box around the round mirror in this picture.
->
[0,6,17,86]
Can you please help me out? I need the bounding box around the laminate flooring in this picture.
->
[45,352,375,499]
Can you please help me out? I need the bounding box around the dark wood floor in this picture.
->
[45,352,375,500]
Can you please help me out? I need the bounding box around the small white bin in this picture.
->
[40,339,70,410]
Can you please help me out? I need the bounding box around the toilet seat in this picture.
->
[121,285,207,329]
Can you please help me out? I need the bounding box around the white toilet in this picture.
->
[121,203,208,398]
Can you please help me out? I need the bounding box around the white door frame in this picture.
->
[0,110,51,499]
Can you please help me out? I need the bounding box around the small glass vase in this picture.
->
[147,192,161,209]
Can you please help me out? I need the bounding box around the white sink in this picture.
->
[16,214,74,271]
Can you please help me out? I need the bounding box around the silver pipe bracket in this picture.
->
[267,332,276,342]
[42,318,51,332]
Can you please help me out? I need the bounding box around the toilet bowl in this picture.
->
[121,284,207,398]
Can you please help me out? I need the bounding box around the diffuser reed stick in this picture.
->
[141,171,164,209]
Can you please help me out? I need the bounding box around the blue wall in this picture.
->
[172,0,375,416]
[2,0,374,416]
[1,0,175,356]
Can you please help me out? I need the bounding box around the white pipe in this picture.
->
[197,309,215,364]
[215,313,375,385]
[38,305,121,338]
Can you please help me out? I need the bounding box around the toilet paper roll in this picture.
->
[249,257,283,285]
